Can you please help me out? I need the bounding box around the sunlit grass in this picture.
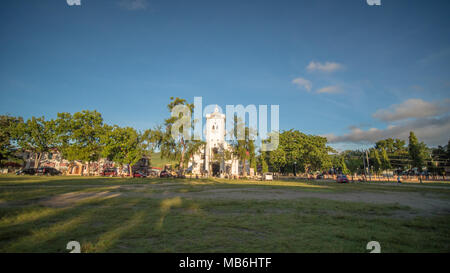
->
[211,178,329,189]
[0,207,61,227]
[0,175,449,252]
[83,210,147,253]
[157,197,183,229]
[3,210,94,252]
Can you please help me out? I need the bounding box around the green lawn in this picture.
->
[150,152,178,168]
[0,175,449,253]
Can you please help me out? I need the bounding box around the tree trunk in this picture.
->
[179,154,184,174]
[86,162,90,176]
[242,159,247,177]
[179,138,186,175]
[34,153,39,169]
[129,164,133,178]
[34,152,42,169]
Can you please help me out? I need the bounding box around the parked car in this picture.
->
[16,168,37,175]
[133,171,147,178]
[316,174,324,179]
[160,170,172,178]
[336,175,349,183]
[263,172,273,181]
[101,168,117,177]
[176,172,186,179]
[36,167,61,176]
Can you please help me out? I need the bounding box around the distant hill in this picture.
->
[150,152,178,168]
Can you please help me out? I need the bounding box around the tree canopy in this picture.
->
[101,126,148,175]
[408,131,429,172]
[1,102,447,177]
[14,116,56,168]
[150,97,204,174]
[0,115,23,166]
[266,129,333,174]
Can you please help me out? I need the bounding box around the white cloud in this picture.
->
[316,86,341,94]
[372,98,450,122]
[325,115,450,146]
[307,61,343,73]
[325,98,450,146]
[118,0,149,10]
[292,77,312,92]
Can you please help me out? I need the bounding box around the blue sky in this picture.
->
[1,0,449,149]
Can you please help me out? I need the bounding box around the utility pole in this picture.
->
[366,150,371,182]
[362,150,367,181]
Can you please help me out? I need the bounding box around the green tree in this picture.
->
[340,156,349,175]
[230,116,256,177]
[346,157,362,180]
[269,148,287,173]
[15,116,56,168]
[303,135,333,172]
[152,97,204,175]
[429,145,446,175]
[380,147,392,172]
[101,126,147,176]
[408,131,428,171]
[331,154,348,174]
[375,138,395,154]
[259,151,269,174]
[250,156,257,174]
[53,112,73,157]
[370,149,382,174]
[55,110,105,175]
[374,138,407,170]
[446,139,450,164]
[393,139,407,154]
[0,115,23,166]
[375,138,407,155]
[267,130,332,174]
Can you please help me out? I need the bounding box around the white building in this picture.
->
[188,106,240,177]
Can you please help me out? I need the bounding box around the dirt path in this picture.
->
[147,187,450,217]
[40,191,120,207]
[2,183,449,218]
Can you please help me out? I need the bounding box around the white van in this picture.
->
[263,172,273,181]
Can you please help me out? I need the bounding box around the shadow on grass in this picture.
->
[0,191,128,252]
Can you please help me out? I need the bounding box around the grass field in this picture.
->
[150,152,178,168]
[0,175,449,253]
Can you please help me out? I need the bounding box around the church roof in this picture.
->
[206,105,225,119]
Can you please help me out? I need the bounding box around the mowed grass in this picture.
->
[0,175,449,253]
[150,152,178,168]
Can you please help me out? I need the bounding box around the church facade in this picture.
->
[188,106,241,177]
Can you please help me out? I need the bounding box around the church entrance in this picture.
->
[211,162,220,177]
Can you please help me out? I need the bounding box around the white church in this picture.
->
[187,106,244,177]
